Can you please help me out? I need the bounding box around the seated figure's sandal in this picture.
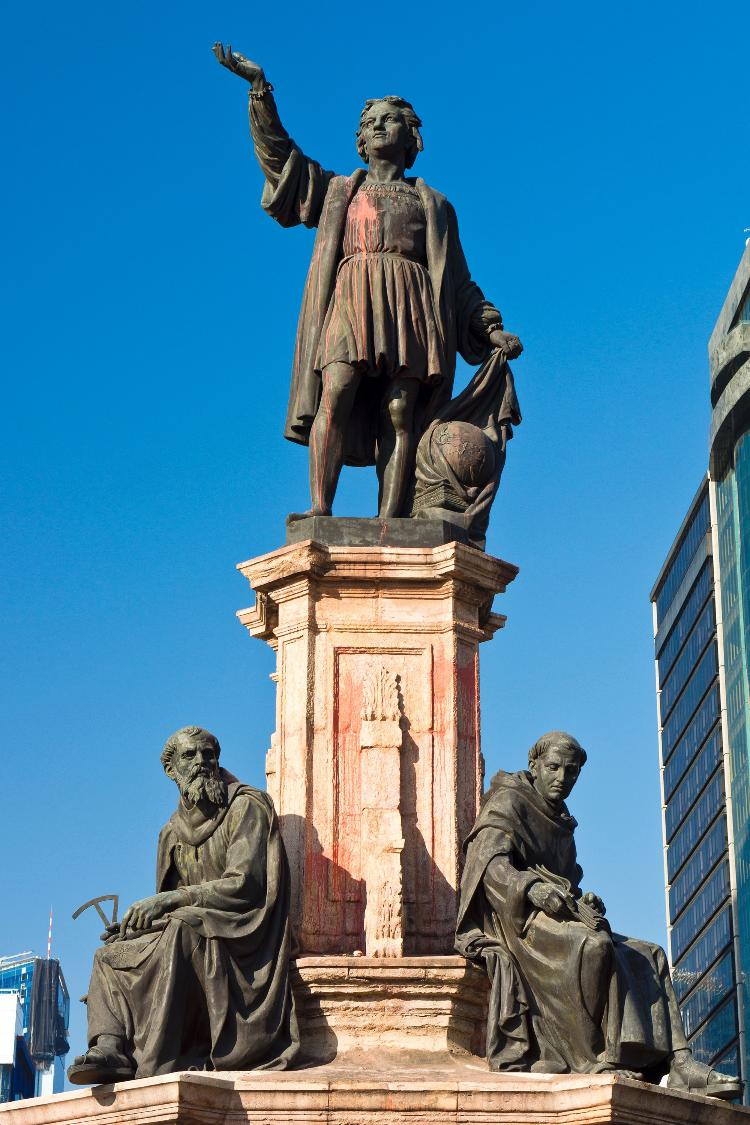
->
[67,1045,136,1086]
[667,1058,742,1101]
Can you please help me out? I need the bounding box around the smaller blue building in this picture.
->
[0,953,70,1102]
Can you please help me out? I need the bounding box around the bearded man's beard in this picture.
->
[180,765,226,808]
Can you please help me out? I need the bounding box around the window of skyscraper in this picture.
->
[671,860,730,963]
[672,905,732,1002]
[669,814,727,918]
[714,1043,741,1079]
[661,643,718,762]
[663,687,720,800]
[665,728,722,840]
[657,560,713,687]
[681,950,735,1038]
[655,492,710,624]
[660,599,716,720]
[667,773,725,882]
[688,997,738,1066]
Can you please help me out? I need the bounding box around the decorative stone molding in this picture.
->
[361,665,400,723]
[359,666,404,957]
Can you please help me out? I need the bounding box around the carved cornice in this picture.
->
[238,539,518,596]
[237,541,517,641]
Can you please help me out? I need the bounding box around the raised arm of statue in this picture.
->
[213,42,335,229]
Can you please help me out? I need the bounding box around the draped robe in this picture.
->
[455,771,688,1076]
[84,772,299,1076]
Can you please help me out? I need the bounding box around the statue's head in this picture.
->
[161,726,226,809]
[528,731,587,807]
[356,96,423,169]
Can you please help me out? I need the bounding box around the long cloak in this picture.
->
[257,143,498,465]
[455,770,687,1075]
[85,771,299,1076]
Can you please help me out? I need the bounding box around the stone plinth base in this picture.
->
[286,515,469,548]
[292,955,489,1062]
[2,1066,747,1124]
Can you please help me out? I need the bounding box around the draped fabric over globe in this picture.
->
[83,771,299,1077]
[455,770,688,1076]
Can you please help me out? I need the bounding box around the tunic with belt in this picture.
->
[316,180,445,382]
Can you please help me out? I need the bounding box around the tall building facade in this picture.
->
[651,242,750,1093]
[0,953,69,1103]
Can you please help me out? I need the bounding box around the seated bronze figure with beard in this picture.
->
[68,726,299,1084]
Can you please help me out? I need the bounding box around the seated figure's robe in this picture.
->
[455,770,687,1076]
[85,772,299,1076]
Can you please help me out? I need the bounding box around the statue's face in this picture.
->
[167,734,224,807]
[530,745,581,806]
[361,102,411,163]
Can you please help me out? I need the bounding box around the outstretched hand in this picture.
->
[212,43,265,87]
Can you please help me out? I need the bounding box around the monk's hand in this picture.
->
[582,891,606,915]
[212,43,266,89]
[120,891,184,936]
[527,882,570,918]
[489,328,523,360]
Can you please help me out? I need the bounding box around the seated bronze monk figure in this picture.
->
[456,730,741,1099]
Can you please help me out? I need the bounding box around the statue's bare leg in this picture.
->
[308,363,363,515]
[377,375,420,517]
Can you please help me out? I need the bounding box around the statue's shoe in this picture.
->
[67,1046,135,1086]
[667,1059,742,1100]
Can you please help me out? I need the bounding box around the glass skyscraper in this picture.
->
[651,241,750,1095]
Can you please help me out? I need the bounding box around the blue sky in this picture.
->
[2,0,748,1066]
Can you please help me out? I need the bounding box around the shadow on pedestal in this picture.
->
[281,815,366,957]
[400,720,457,954]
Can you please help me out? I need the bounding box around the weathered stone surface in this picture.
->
[359,667,405,958]
[286,515,469,548]
[2,1064,747,1124]
[237,540,518,955]
[292,955,488,1062]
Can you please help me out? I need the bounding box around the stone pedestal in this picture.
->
[237,539,517,956]
[292,955,489,1063]
[2,1068,747,1124]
